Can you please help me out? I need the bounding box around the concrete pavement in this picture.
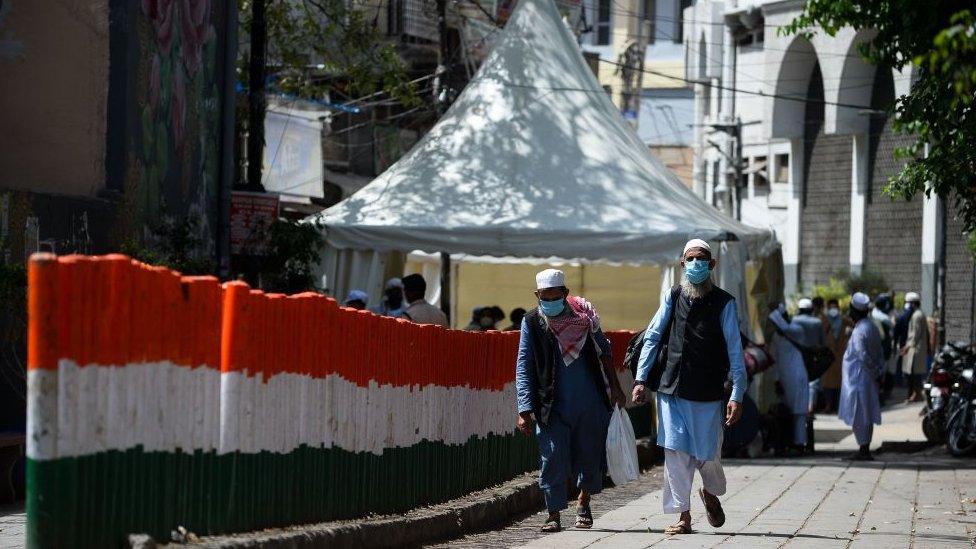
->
[518,398,976,549]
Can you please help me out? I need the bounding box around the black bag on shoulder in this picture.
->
[624,286,681,388]
[775,328,834,381]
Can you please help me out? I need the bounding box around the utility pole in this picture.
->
[436,0,452,323]
[706,118,751,221]
[937,199,947,347]
[246,0,267,192]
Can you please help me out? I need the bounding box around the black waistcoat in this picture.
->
[657,287,733,402]
[522,309,611,426]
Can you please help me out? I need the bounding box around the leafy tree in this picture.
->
[785,3,976,230]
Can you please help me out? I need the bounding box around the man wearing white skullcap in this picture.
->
[793,298,827,419]
[839,292,885,460]
[899,291,929,402]
[515,268,627,532]
[767,297,815,452]
[369,277,406,318]
[631,239,747,535]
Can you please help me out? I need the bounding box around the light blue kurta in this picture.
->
[839,318,884,441]
[634,289,747,461]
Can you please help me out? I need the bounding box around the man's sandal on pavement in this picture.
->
[575,504,593,529]
[665,521,692,535]
[699,488,726,528]
[541,516,561,533]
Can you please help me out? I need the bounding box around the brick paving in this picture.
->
[0,502,25,549]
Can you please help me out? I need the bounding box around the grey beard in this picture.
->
[680,274,713,300]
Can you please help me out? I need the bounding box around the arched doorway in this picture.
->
[800,62,853,289]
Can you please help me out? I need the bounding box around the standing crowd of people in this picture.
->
[767,289,932,460]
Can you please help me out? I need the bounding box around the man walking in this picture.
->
[515,269,626,532]
[840,292,885,460]
[632,239,746,536]
[900,292,929,402]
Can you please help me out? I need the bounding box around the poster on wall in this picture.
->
[230,191,279,256]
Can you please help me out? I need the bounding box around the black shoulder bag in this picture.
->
[775,328,835,381]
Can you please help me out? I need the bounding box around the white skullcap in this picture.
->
[851,292,871,311]
[905,291,921,303]
[536,268,566,289]
[797,298,813,310]
[683,238,711,255]
[344,289,369,304]
[384,277,403,289]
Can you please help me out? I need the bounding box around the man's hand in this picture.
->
[517,412,535,436]
[632,384,647,404]
[726,400,742,426]
[611,386,627,409]
[899,346,909,357]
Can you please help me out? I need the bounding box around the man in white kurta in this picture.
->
[632,239,747,535]
[767,307,810,450]
[840,292,885,460]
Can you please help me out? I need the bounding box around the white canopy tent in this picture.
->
[307,0,776,323]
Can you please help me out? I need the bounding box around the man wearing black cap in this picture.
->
[401,274,449,327]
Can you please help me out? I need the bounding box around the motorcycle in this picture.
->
[946,363,976,457]
[922,342,970,443]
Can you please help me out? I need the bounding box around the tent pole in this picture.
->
[440,252,452,325]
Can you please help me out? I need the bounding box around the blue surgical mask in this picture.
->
[684,258,711,285]
[539,298,565,317]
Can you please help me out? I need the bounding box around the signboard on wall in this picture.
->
[230,191,279,255]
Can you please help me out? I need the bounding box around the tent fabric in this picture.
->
[308,0,772,264]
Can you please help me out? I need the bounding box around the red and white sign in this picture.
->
[230,191,280,255]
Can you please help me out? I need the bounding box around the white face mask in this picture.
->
[827,308,840,318]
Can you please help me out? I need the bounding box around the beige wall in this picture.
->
[0,1,109,197]
[449,261,662,331]
[649,145,693,188]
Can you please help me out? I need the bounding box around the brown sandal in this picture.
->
[699,488,726,527]
[665,521,692,535]
[541,517,561,533]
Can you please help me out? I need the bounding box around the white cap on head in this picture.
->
[797,298,813,310]
[905,291,921,303]
[851,292,871,312]
[384,277,403,289]
[536,268,566,290]
[344,289,369,304]
[683,238,711,256]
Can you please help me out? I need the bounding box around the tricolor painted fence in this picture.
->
[26,253,640,547]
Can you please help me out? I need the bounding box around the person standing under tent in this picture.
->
[342,289,369,310]
[515,269,627,533]
[840,292,885,461]
[900,292,929,403]
[767,303,810,452]
[632,239,746,536]
[401,274,449,327]
[369,278,406,317]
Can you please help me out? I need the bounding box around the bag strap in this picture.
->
[657,286,682,355]
[774,326,810,353]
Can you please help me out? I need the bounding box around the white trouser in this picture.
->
[662,449,727,513]
[792,413,807,446]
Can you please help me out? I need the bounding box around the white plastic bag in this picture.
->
[605,406,640,486]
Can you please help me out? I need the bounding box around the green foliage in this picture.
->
[809,270,889,311]
[122,217,216,275]
[257,218,325,294]
[239,0,421,107]
[784,3,976,235]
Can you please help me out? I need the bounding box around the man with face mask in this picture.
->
[899,292,929,403]
[767,301,810,453]
[821,298,852,413]
[515,268,626,533]
[631,239,746,536]
[840,292,885,460]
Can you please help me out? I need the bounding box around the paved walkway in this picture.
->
[0,502,25,548]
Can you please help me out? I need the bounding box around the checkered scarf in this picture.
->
[546,296,601,366]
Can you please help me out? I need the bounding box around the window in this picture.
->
[643,0,656,44]
[774,154,789,184]
[753,156,768,188]
[387,0,403,36]
[596,0,612,45]
[676,0,692,44]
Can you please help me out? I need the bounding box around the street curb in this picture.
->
[129,438,661,549]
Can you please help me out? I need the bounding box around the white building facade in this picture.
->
[684,0,974,341]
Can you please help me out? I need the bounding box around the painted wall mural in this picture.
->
[119,0,228,263]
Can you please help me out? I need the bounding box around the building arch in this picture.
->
[770,35,820,139]
[828,28,878,135]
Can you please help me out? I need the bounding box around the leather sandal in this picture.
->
[541,516,561,533]
[575,504,593,529]
[665,521,692,535]
[699,488,726,528]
